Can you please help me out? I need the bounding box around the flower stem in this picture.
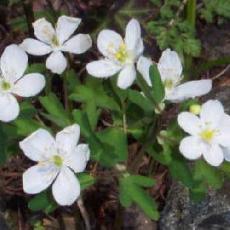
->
[63,71,70,112]
[136,75,162,112]
[184,0,197,79]
[77,197,91,230]
[45,72,52,95]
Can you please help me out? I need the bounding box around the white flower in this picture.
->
[137,49,212,102]
[20,16,92,74]
[178,100,230,166]
[86,19,144,89]
[0,44,45,122]
[20,124,90,206]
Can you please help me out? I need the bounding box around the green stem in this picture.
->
[45,72,52,95]
[184,0,197,79]
[129,117,157,173]
[136,75,161,112]
[186,0,196,29]
[63,72,70,113]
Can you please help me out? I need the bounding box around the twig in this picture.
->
[212,64,230,80]
[77,197,91,230]
[168,0,189,27]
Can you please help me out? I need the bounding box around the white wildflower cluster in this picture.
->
[0,15,228,207]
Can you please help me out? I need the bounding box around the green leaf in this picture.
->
[39,93,71,127]
[193,160,223,189]
[128,89,153,113]
[119,175,159,220]
[169,157,194,188]
[70,78,120,112]
[130,175,156,187]
[28,191,57,214]
[97,127,128,162]
[73,110,119,167]
[149,64,165,103]
[78,173,96,190]
[13,119,42,136]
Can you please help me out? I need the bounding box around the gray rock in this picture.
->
[159,87,230,230]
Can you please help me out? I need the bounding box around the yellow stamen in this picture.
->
[51,35,60,47]
[1,81,11,91]
[164,79,174,89]
[200,129,215,142]
[53,155,63,167]
[115,43,128,63]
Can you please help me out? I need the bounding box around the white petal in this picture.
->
[97,29,123,58]
[203,144,224,167]
[117,64,136,89]
[46,51,67,74]
[64,144,90,173]
[158,48,182,82]
[137,56,152,86]
[56,124,80,154]
[13,73,45,97]
[86,59,121,78]
[19,129,56,162]
[167,80,212,102]
[223,146,230,162]
[125,19,142,52]
[56,16,81,44]
[179,136,204,160]
[61,34,92,54]
[135,39,144,59]
[0,44,28,82]
[0,94,19,122]
[20,38,52,56]
[214,114,230,147]
[178,112,202,135]
[23,163,58,194]
[200,100,224,128]
[33,18,55,44]
[52,166,80,206]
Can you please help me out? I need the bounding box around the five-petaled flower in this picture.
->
[20,16,92,74]
[137,48,212,102]
[20,124,90,206]
[0,44,45,122]
[178,100,230,166]
[86,19,144,89]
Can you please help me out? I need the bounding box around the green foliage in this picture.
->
[119,174,159,220]
[149,64,165,103]
[28,191,57,214]
[200,0,230,23]
[39,93,71,128]
[78,173,96,190]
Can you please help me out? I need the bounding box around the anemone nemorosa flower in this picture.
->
[137,49,212,102]
[0,44,45,122]
[178,100,230,167]
[21,16,92,74]
[20,124,90,206]
[86,19,144,89]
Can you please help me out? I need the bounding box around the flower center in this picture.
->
[0,80,11,91]
[52,155,63,167]
[164,79,174,90]
[115,43,128,64]
[199,129,216,143]
[51,35,60,48]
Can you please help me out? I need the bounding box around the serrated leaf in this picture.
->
[39,93,71,127]
[97,127,128,162]
[193,160,223,189]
